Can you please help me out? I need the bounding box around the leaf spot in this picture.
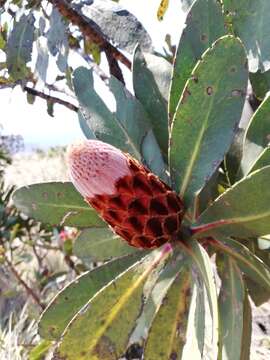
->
[170,352,177,360]
[231,89,243,97]
[206,86,213,96]
[191,75,198,83]
[200,33,208,43]
[181,88,191,104]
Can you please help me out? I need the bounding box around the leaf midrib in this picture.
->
[16,200,89,211]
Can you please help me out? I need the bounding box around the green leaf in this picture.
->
[244,95,270,148]
[12,182,105,228]
[26,92,35,104]
[193,166,270,238]
[29,340,52,360]
[193,279,205,356]
[224,128,246,184]
[250,69,270,100]
[54,245,172,359]
[47,8,68,57]
[212,237,270,295]
[217,255,245,360]
[241,96,270,174]
[7,14,35,81]
[39,252,146,340]
[240,291,252,360]
[179,240,219,355]
[169,36,248,206]
[245,277,270,306]
[223,0,270,72]
[74,228,137,262]
[46,100,54,117]
[129,248,189,345]
[241,238,270,305]
[169,0,226,117]
[80,1,152,53]
[248,147,270,174]
[133,45,168,157]
[144,268,192,360]
[73,67,167,180]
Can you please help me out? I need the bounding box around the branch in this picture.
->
[24,86,79,112]
[105,49,125,85]
[3,254,45,310]
[48,0,131,72]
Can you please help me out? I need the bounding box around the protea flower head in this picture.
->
[67,140,185,249]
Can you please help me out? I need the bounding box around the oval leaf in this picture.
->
[223,0,270,72]
[73,67,167,180]
[39,252,146,340]
[244,95,270,148]
[54,245,172,359]
[7,14,35,81]
[169,0,227,117]
[240,291,252,360]
[178,240,219,356]
[133,45,169,157]
[170,35,248,206]
[80,1,152,53]
[129,248,189,345]
[217,255,245,360]
[242,96,270,174]
[212,237,270,295]
[250,69,270,101]
[144,267,192,360]
[193,166,270,238]
[12,182,104,228]
[74,228,137,262]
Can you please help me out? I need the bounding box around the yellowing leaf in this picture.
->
[157,0,169,21]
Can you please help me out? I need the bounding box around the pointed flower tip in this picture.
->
[67,139,131,198]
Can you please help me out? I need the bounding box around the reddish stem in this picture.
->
[190,219,231,236]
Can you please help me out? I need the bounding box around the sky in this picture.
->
[0,0,185,151]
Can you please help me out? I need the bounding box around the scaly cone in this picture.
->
[67,140,185,249]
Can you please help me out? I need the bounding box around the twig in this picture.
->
[105,48,125,85]
[3,254,45,310]
[48,0,131,73]
[24,86,79,112]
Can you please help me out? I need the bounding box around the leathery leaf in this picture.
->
[39,252,147,340]
[73,66,166,180]
[178,240,219,357]
[73,228,137,262]
[12,182,104,228]
[217,255,245,360]
[144,267,192,360]
[169,0,226,117]
[169,36,248,207]
[54,245,173,359]
[192,166,270,238]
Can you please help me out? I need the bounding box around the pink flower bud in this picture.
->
[67,140,184,249]
[67,140,131,198]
